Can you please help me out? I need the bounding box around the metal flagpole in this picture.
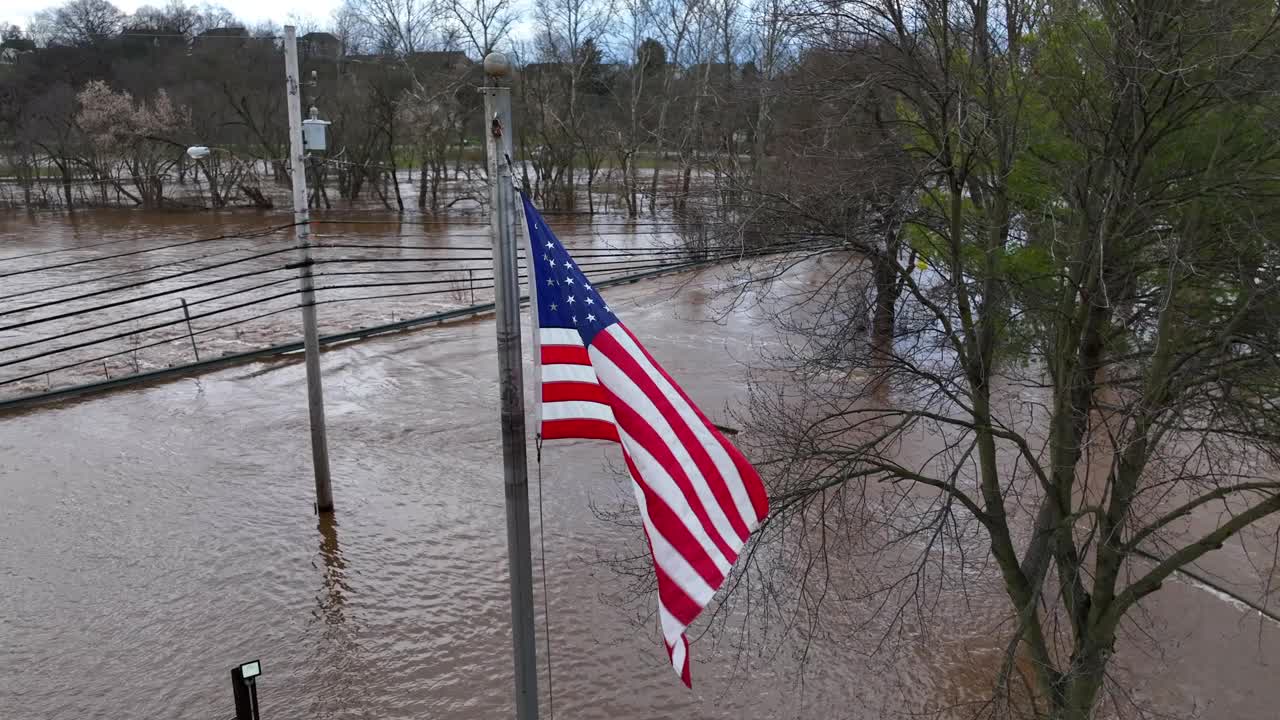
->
[284,25,335,513]
[481,52,540,720]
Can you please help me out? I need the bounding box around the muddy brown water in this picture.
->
[0,209,1276,720]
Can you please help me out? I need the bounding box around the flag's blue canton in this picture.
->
[522,193,619,346]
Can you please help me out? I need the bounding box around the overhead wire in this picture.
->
[0,222,298,279]
[0,276,301,355]
[0,235,302,303]
[0,264,294,333]
[0,290,300,371]
[0,246,300,319]
[313,285,497,307]
[0,241,824,334]
[0,233,843,387]
[0,304,301,388]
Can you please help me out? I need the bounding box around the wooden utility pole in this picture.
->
[482,51,540,720]
[284,25,335,513]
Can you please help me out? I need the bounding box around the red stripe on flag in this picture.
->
[594,329,751,542]
[724,438,769,521]
[618,324,770,522]
[602,382,739,562]
[638,478,726,589]
[619,449,715,625]
[542,418,619,441]
[619,446,725,589]
[665,636,692,688]
[542,345,591,365]
[653,560,703,626]
[542,381,610,404]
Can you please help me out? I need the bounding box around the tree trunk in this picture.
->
[389,154,404,213]
[1055,643,1109,720]
[201,161,222,208]
[679,163,692,213]
[60,164,73,209]
[418,158,428,209]
[871,218,902,354]
[871,255,897,356]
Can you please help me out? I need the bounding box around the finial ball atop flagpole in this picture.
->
[484,52,512,80]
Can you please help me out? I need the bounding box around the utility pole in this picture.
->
[482,52,539,720]
[284,25,335,513]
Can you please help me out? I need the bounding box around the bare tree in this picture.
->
[529,0,612,208]
[743,0,793,188]
[340,0,439,55]
[447,0,515,57]
[30,0,125,46]
[128,1,235,37]
[693,2,1280,719]
[607,0,654,217]
[644,0,697,214]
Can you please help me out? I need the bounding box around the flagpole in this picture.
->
[481,52,540,720]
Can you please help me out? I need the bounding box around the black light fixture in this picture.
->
[231,659,262,720]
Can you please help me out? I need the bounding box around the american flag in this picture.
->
[520,193,769,687]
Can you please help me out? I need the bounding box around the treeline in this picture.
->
[0,0,801,215]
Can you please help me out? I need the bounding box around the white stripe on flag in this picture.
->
[542,400,616,423]
[619,429,732,576]
[591,344,743,553]
[521,201,544,436]
[669,631,687,675]
[606,325,760,533]
[624,452,718,607]
[540,327,584,346]
[659,604,688,647]
[542,364,599,384]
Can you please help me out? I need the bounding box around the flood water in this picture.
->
[1,209,1277,720]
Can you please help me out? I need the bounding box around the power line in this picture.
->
[306,218,700,229]
[309,238,496,249]
[0,304,300,388]
[313,284,497,306]
[0,241,842,385]
[0,276,300,355]
[0,264,293,334]
[0,223,298,279]
[0,236,301,303]
[0,246,300,319]
[0,290,299,371]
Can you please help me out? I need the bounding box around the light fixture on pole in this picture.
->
[231,659,262,720]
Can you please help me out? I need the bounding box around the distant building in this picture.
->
[300,31,341,60]
[681,62,739,82]
[192,26,250,51]
[406,51,472,71]
[0,36,34,64]
[0,47,24,65]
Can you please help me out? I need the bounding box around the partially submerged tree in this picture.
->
[700,1,1280,718]
[76,80,190,206]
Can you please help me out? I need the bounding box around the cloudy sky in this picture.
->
[3,0,342,32]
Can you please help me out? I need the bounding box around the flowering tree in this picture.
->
[76,80,190,207]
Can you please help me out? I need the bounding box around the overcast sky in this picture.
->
[3,0,344,33]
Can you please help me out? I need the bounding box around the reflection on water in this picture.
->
[317,515,348,628]
[306,515,367,720]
